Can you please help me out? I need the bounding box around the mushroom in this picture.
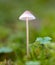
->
[19,10,36,57]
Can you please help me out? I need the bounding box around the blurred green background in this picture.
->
[0,0,55,65]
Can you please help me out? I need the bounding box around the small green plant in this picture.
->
[36,36,52,44]
[26,61,40,65]
[28,36,55,65]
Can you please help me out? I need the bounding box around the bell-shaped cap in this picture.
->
[19,10,36,20]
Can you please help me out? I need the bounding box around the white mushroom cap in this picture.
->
[19,10,36,20]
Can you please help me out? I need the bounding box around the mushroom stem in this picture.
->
[26,17,29,57]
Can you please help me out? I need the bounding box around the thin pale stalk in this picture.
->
[26,17,29,57]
